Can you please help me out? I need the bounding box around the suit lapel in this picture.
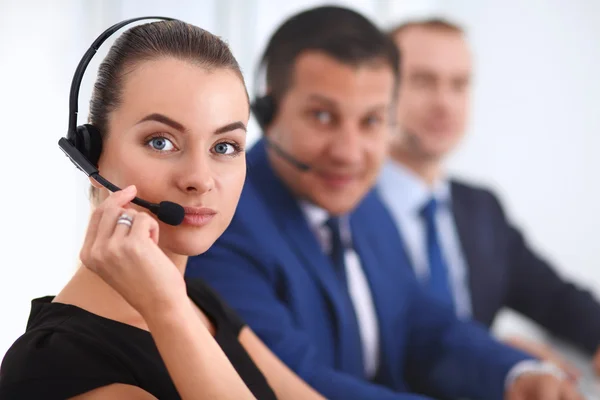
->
[350,191,409,381]
[248,140,364,375]
[450,182,487,321]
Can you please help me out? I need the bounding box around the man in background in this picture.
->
[188,6,582,400]
[378,18,600,378]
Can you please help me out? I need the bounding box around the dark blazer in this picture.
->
[186,140,531,400]
[451,180,600,353]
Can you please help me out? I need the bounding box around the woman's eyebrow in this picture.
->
[137,113,186,131]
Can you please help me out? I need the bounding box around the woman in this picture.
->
[0,19,325,400]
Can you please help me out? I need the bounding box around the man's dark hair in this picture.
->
[259,6,400,101]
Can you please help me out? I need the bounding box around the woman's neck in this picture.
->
[53,265,143,326]
[53,248,189,330]
[163,249,189,275]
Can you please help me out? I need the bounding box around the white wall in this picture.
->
[1,0,599,359]
[0,0,98,358]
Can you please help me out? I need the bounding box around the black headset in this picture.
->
[58,16,186,226]
[250,94,276,132]
[249,49,276,132]
[60,16,173,169]
[249,51,311,172]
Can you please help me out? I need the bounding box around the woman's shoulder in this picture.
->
[185,278,246,336]
[0,297,139,399]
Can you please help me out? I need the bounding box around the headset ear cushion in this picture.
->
[75,124,103,166]
[251,95,276,130]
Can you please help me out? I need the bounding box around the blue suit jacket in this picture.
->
[187,140,531,400]
[450,181,600,353]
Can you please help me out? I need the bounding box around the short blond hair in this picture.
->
[387,18,464,40]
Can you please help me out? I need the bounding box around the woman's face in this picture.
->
[95,57,249,257]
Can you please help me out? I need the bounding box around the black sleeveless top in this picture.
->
[0,279,277,399]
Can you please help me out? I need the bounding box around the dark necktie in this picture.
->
[324,216,364,376]
[325,216,349,288]
[420,198,455,309]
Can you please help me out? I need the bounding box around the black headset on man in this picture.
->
[250,33,313,173]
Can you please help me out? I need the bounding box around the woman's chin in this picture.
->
[162,237,217,258]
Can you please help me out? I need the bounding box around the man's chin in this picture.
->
[310,190,367,216]
[421,149,449,162]
[422,136,462,159]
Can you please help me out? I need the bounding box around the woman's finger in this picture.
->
[128,212,159,243]
[112,209,138,241]
[121,201,158,244]
[81,185,138,254]
[149,215,160,244]
[96,206,133,247]
[95,186,138,240]
[97,185,137,210]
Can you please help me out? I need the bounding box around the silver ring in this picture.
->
[118,213,133,222]
[116,213,133,228]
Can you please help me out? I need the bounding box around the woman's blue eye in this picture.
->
[148,137,174,151]
[214,142,236,155]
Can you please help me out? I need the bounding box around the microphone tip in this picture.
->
[157,201,185,226]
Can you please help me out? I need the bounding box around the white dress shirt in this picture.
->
[299,201,380,379]
[377,159,473,319]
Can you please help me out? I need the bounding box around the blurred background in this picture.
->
[1,0,599,369]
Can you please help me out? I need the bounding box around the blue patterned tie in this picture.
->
[420,198,455,309]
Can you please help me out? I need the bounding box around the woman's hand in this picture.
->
[79,185,187,318]
[79,186,255,399]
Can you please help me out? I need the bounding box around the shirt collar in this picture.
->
[299,200,330,230]
[299,200,353,246]
[379,159,451,215]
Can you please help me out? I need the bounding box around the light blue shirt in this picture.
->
[377,159,567,389]
[377,159,473,319]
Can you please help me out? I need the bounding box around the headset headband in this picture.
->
[67,16,174,137]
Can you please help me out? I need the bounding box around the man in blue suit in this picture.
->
[187,6,582,399]
[379,18,600,377]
